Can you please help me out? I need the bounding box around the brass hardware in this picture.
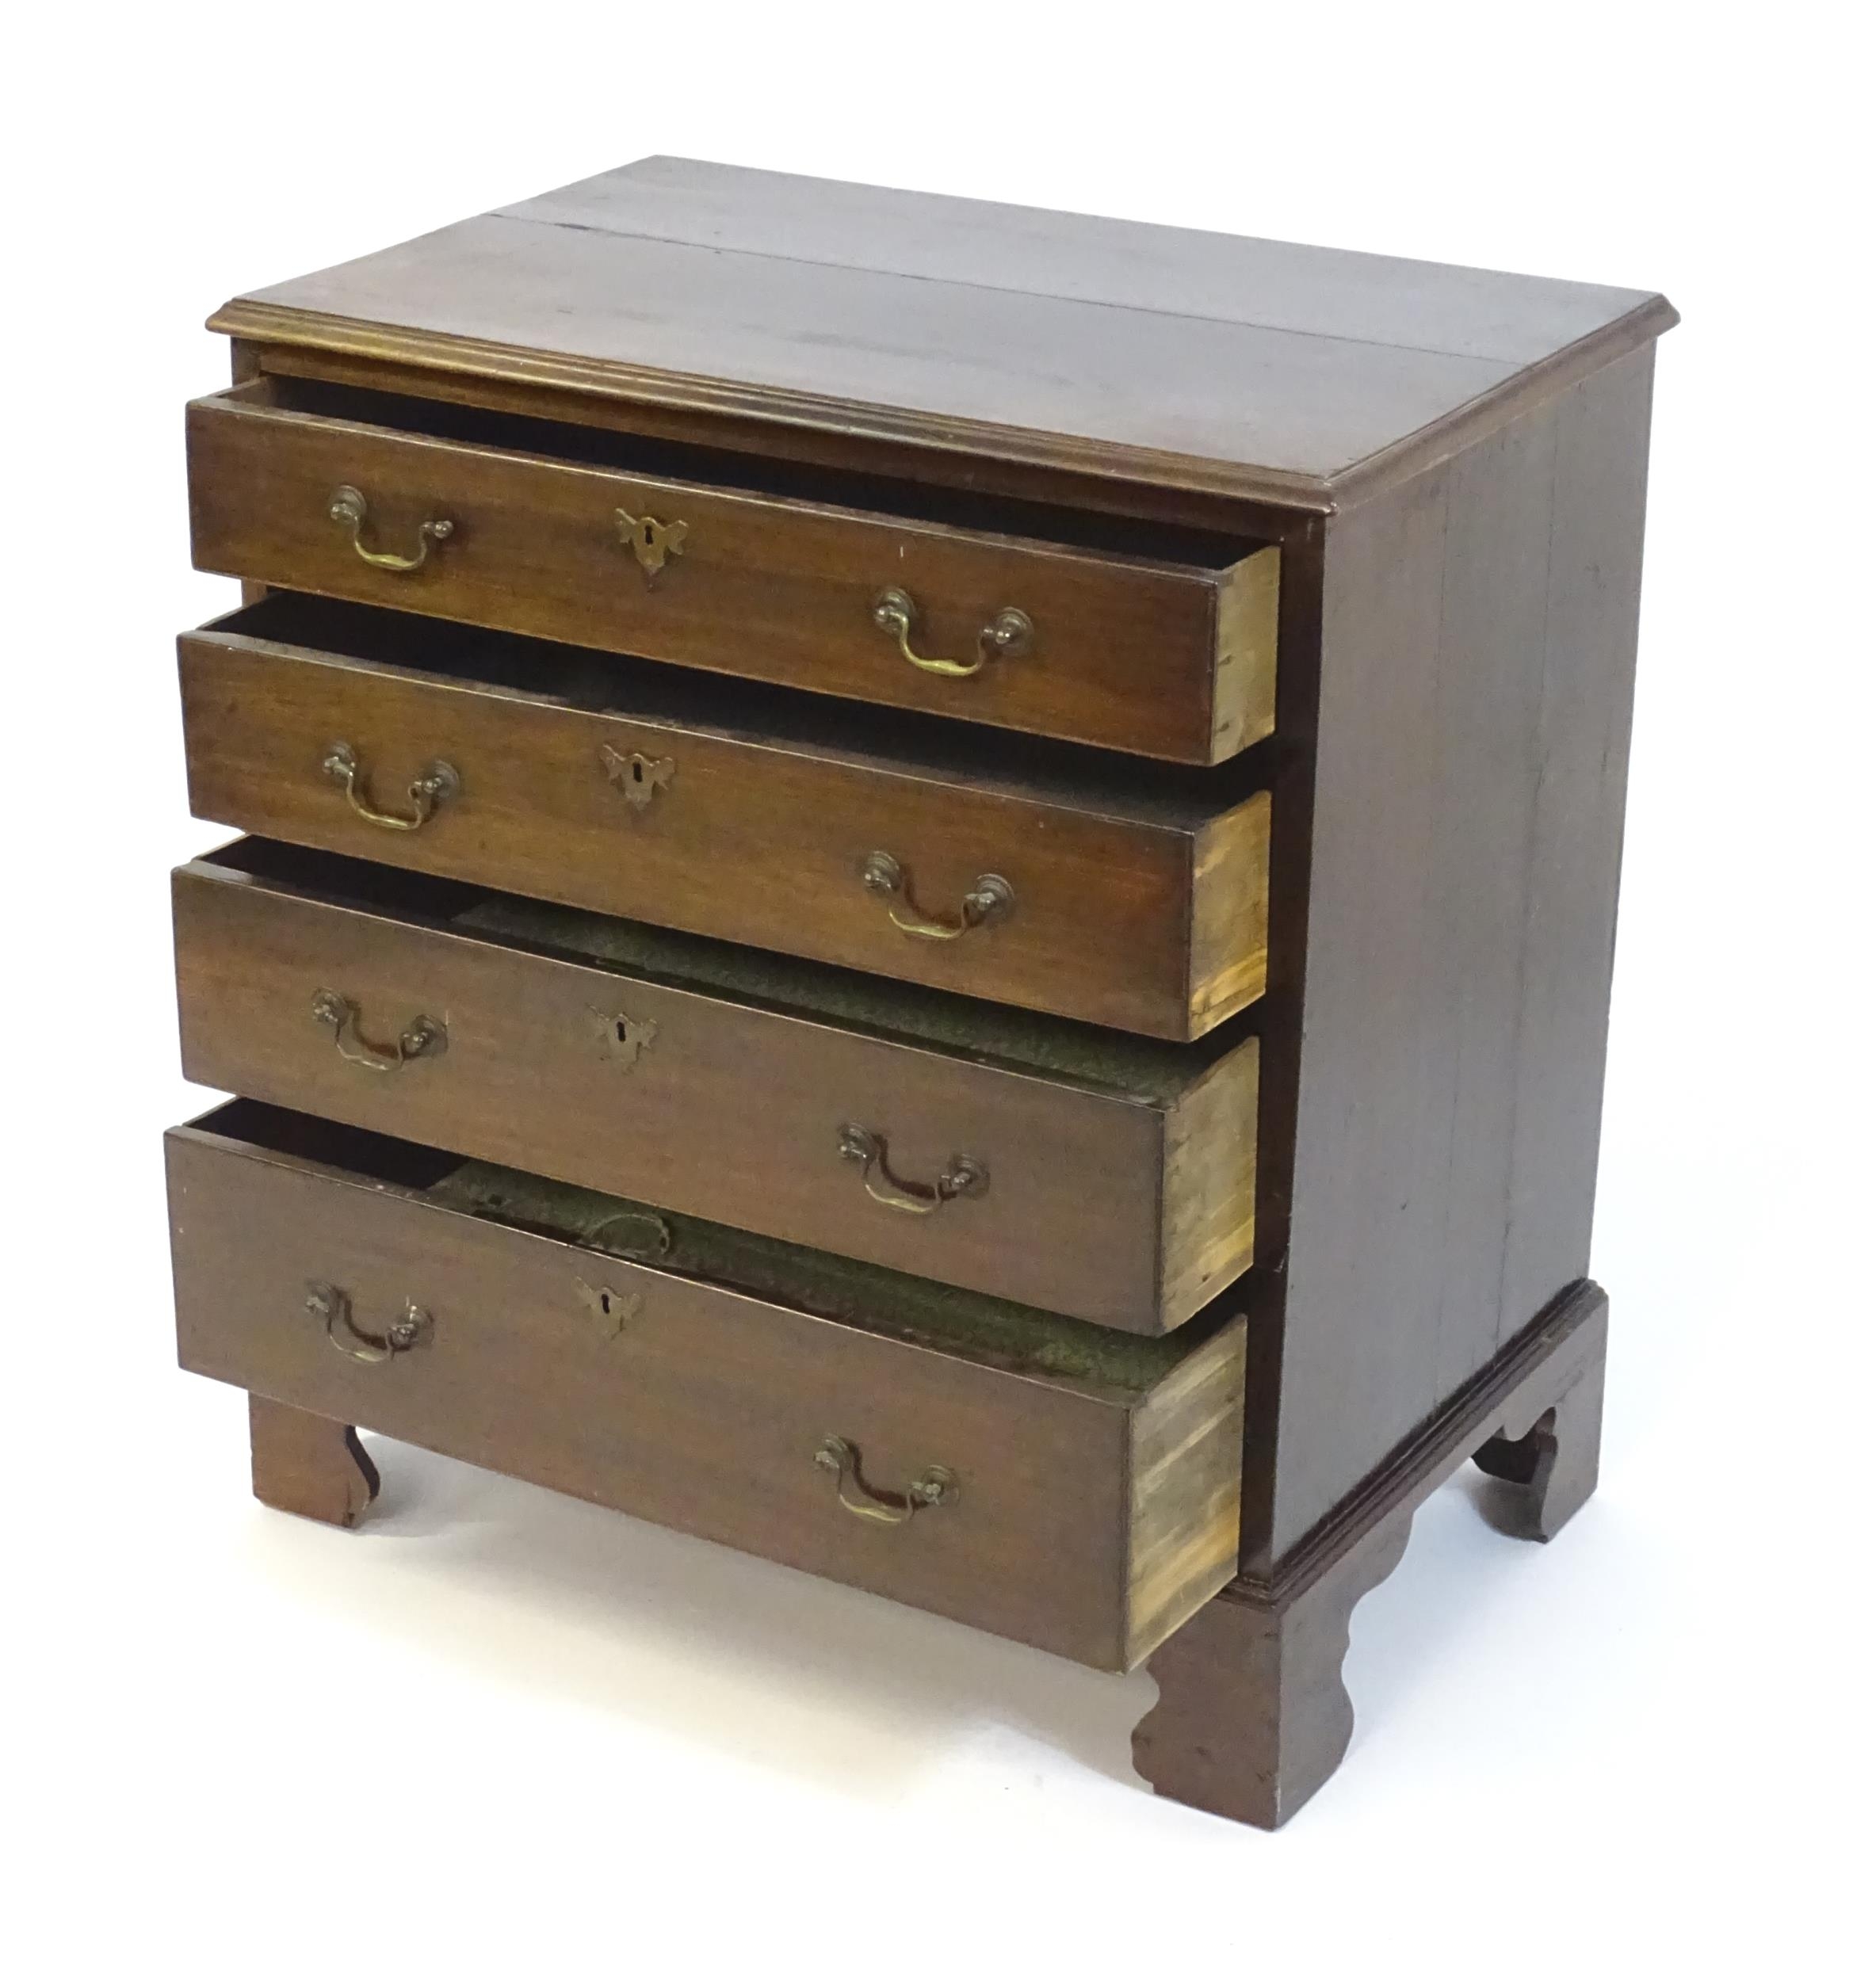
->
[599,745,676,812]
[311,989,447,1072]
[328,484,454,572]
[575,1277,643,1340]
[306,1281,434,1365]
[322,741,460,831]
[616,509,688,583]
[870,587,1032,678]
[587,1211,674,1261]
[598,1010,659,1069]
[837,1124,988,1216]
[813,1436,957,1525]
[859,852,1014,941]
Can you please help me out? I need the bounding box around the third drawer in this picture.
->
[173,839,1260,1334]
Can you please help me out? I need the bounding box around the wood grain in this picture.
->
[208,157,1675,509]
[186,378,1278,763]
[178,594,1270,1039]
[246,1395,379,1527]
[1135,1280,1607,1825]
[1247,353,1657,1562]
[171,842,1260,1333]
[169,1102,1247,1670]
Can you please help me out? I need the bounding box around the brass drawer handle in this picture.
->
[322,741,460,831]
[859,852,1013,941]
[328,483,455,572]
[814,1436,957,1525]
[311,989,447,1071]
[838,1123,988,1215]
[306,1281,434,1365]
[871,587,1032,678]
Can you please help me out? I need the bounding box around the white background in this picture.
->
[6,4,1870,1973]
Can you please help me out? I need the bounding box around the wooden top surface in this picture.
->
[213,157,1675,511]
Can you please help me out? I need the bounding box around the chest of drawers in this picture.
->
[166,158,1673,1826]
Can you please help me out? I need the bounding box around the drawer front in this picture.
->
[167,1108,1248,1670]
[173,849,1259,1334]
[179,606,1270,1041]
[186,384,1278,764]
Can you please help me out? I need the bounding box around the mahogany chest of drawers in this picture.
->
[166,158,1673,1825]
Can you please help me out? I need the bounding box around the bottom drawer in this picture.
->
[167,1101,1247,1671]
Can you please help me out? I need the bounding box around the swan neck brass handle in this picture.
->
[813,1436,957,1525]
[328,483,455,572]
[871,587,1032,678]
[311,989,447,1072]
[322,741,460,831]
[307,1281,434,1365]
[860,852,1013,941]
[838,1123,988,1216]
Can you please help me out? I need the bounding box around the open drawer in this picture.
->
[174,840,1258,1334]
[168,1101,1247,1670]
[186,376,1279,764]
[179,594,1270,1040]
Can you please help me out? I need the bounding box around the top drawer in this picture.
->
[186,378,1280,764]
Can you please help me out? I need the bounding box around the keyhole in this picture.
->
[615,1018,630,1043]
[598,1290,615,1317]
[637,522,656,549]
[630,761,647,787]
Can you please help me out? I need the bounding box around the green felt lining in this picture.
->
[452,895,1220,1101]
[428,1158,1198,1397]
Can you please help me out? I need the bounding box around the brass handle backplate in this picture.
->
[871,587,1032,678]
[813,1436,957,1525]
[837,1123,988,1216]
[323,741,460,831]
[329,483,454,572]
[307,1280,434,1365]
[859,852,1013,941]
[311,989,447,1072]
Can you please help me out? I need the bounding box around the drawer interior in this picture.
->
[238,374,1270,574]
[193,1098,1225,1398]
[197,835,1257,1097]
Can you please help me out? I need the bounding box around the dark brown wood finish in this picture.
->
[210,157,1673,510]
[1247,348,1658,1566]
[169,164,1674,1826]
[248,1395,380,1527]
[1133,1281,1607,1826]
[170,1103,1247,1671]
[187,378,1279,763]
[178,595,1269,1039]
[172,842,1259,1334]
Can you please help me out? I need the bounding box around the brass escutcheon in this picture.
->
[837,1123,988,1216]
[328,484,454,572]
[859,851,1014,941]
[575,1277,644,1340]
[871,587,1032,678]
[598,1010,659,1069]
[599,745,676,812]
[306,1280,434,1365]
[311,989,447,1072]
[323,741,460,831]
[616,509,688,582]
[813,1436,957,1525]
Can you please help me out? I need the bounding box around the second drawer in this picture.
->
[181,596,1270,1043]
[174,840,1260,1334]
